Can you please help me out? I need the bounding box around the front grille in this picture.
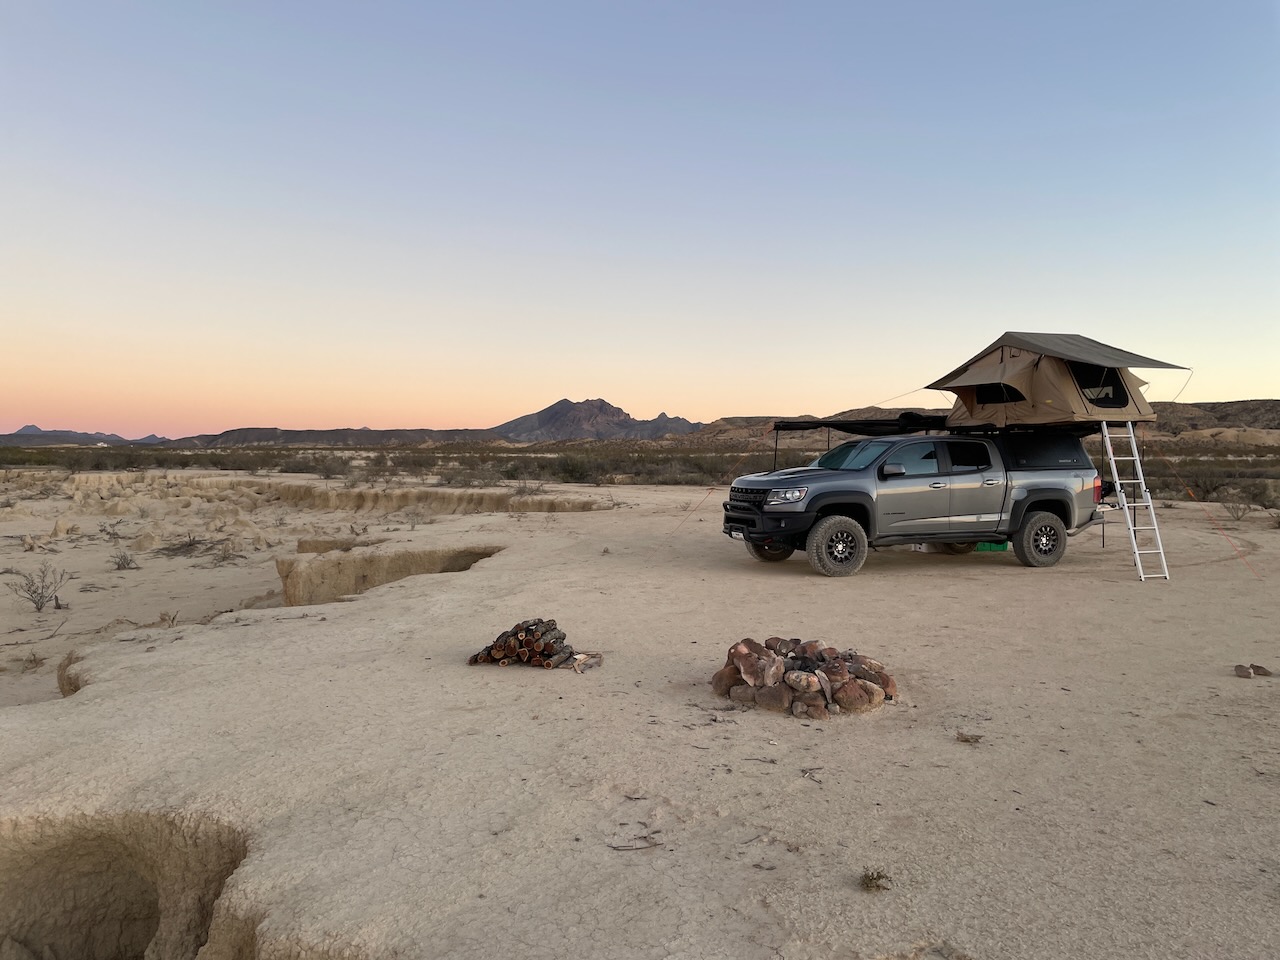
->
[729,486,766,506]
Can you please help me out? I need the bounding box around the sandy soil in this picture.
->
[1,470,1277,960]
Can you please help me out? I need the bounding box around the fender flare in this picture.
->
[806,492,877,539]
[1010,490,1076,531]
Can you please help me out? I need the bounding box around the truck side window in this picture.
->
[892,442,939,477]
[946,440,992,473]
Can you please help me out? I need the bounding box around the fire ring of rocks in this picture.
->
[712,638,898,720]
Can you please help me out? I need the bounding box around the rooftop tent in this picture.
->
[925,332,1186,428]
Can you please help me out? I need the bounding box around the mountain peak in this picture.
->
[492,399,702,442]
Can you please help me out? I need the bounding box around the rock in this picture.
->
[132,532,161,550]
[792,701,809,718]
[849,663,881,684]
[732,649,764,687]
[874,671,898,700]
[776,638,799,657]
[857,679,886,709]
[796,691,827,708]
[814,668,833,703]
[828,703,841,715]
[1250,664,1273,676]
[739,638,769,657]
[795,640,825,660]
[764,636,784,652]
[712,665,746,696]
[755,683,793,713]
[785,670,822,694]
[806,702,830,721]
[833,680,871,712]
[849,654,886,673]
[729,684,757,704]
[50,518,81,537]
[732,646,784,688]
[821,647,840,661]
[818,661,849,683]
[1234,664,1254,678]
[760,651,785,688]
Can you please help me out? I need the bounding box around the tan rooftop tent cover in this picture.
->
[925,333,1186,428]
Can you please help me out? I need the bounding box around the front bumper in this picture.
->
[722,502,815,543]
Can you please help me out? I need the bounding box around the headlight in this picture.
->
[765,486,808,505]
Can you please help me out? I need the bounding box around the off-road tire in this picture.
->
[746,542,795,563]
[806,516,869,577]
[940,542,978,555]
[1012,511,1067,568]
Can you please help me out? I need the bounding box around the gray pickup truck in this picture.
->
[723,431,1103,576]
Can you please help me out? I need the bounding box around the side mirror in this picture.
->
[883,463,906,478]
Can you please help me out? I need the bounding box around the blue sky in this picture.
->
[2,1,1276,436]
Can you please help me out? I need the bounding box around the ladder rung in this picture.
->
[1137,550,1164,555]
[1134,525,1158,531]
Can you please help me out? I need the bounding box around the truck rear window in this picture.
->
[996,435,1092,469]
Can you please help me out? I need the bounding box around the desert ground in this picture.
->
[1,468,1277,960]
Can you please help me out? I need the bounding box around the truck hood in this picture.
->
[733,466,837,487]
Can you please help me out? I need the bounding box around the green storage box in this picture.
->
[976,541,1008,552]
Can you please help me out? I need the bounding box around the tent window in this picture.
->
[1068,362,1129,408]
[975,383,1027,404]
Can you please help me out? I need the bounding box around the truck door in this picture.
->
[875,441,950,535]
[943,439,1005,533]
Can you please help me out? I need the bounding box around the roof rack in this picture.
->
[771,414,1100,439]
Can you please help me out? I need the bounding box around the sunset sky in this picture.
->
[3,2,1277,439]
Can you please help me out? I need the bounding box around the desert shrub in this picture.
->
[278,457,316,474]
[393,452,435,477]
[209,542,242,566]
[155,533,207,557]
[1180,467,1232,502]
[362,452,399,485]
[6,560,72,612]
[110,549,139,570]
[553,454,609,484]
[1222,502,1251,521]
[317,456,350,479]
[435,465,505,487]
[98,519,126,540]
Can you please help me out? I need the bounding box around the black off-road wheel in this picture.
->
[746,542,795,563]
[1012,511,1067,567]
[940,542,978,555]
[806,515,869,577]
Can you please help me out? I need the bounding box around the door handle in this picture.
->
[983,478,1000,486]
[929,482,947,489]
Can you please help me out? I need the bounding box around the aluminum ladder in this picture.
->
[1100,421,1169,581]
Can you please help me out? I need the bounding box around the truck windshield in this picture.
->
[814,440,891,471]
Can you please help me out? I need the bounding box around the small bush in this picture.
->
[6,561,72,612]
[110,549,139,570]
[1222,502,1251,521]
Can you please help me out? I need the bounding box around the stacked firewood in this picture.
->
[711,637,898,720]
[468,618,574,668]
